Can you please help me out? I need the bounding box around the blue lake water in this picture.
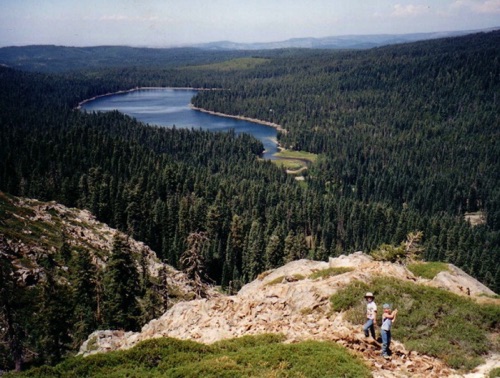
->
[80,88,278,159]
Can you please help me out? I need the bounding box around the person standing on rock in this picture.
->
[363,292,377,339]
[381,303,398,359]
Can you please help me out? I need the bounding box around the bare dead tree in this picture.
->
[158,264,169,311]
[180,232,213,298]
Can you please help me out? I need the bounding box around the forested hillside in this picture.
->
[0,45,262,72]
[192,31,500,219]
[0,32,499,369]
[1,33,499,292]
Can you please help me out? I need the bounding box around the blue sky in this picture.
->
[1,0,499,47]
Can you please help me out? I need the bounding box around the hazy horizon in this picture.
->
[1,0,500,48]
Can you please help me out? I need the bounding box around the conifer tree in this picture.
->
[221,257,232,291]
[265,227,284,269]
[315,238,329,262]
[102,233,140,331]
[180,232,211,298]
[493,267,500,294]
[284,230,296,263]
[228,215,245,275]
[244,220,264,281]
[158,265,169,310]
[36,254,72,365]
[72,249,98,345]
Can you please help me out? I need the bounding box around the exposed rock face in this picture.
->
[79,252,498,377]
[0,192,214,302]
[430,264,497,297]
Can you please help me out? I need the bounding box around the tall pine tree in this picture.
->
[102,233,140,331]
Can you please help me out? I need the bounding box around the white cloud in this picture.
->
[477,0,500,12]
[391,4,430,17]
[452,0,500,13]
[99,14,160,22]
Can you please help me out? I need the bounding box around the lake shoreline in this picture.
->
[76,86,220,110]
[77,87,285,134]
[77,87,285,159]
[189,105,286,134]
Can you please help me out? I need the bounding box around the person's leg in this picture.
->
[363,319,373,337]
[387,330,392,355]
[381,330,388,357]
[369,322,376,339]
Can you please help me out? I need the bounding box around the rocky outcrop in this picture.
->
[0,192,214,300]
[430,264,497,297]
[79,252,499,377]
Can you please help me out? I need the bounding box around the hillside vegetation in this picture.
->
[192,31,500,218]
[5,335,371,378]
[0,46,262,73]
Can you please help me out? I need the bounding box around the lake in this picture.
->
[80,88,278,159]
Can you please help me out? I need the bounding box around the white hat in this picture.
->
[364,292,374,298]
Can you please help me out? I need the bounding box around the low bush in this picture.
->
[265,274,306,286]
[489,367,500,377]
[169,339,371,378]
[6,334,371,378]
[407,261,449,279]
[309,267,354,280]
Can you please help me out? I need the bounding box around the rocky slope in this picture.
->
[79,252,498,378]
[0,191,214,305]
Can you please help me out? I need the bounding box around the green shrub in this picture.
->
[370,231,424,263]
[86,336,98,352]
[266,276,286,285]
[330,277,500,370]
[54,352,128,377]
[8,334,370,378]
[12,365,59,378]
[168,339,371,378]
[407,262,449,279]
[489,367,500,377]
[309,267,354,280]
[265,274,306,286]
[213,334,285,352]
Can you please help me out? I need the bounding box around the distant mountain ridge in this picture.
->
[192,27,499,50]
[0,27,498,73]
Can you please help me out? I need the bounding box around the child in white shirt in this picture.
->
[363,292,377,339]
